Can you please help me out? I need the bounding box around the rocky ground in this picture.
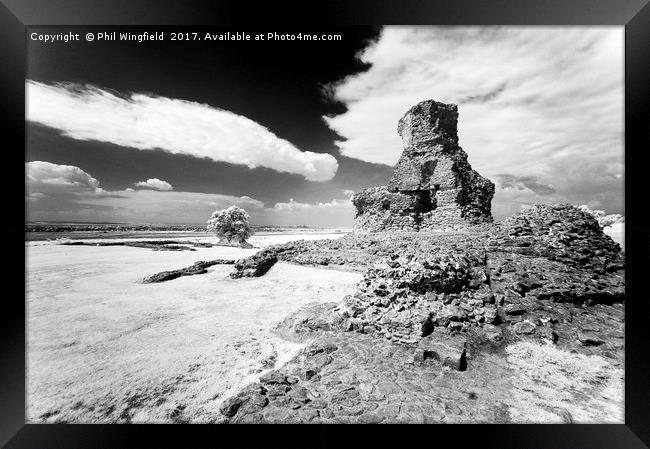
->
[218,204,625,423]
[220,320,622,423]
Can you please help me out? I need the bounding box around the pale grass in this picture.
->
[505,341,624,423]
[26,235,359,423]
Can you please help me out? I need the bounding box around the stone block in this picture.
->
[417,332,468,371]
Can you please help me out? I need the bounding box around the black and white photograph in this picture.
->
[22,24,628,426]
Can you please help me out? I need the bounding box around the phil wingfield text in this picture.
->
[30,31,343,44]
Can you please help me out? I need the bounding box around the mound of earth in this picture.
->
[230,248,279,278]
[496,204,623,271]
[142,259,235,283]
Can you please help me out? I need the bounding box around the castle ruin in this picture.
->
[352,100,495,232]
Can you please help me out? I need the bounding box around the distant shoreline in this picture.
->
[24,227,352,242]
[25,223,352,233]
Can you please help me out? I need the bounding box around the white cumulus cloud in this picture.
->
[272,197,352,212]
[577,204,624,227]
[26,161,354,226]
[134,178,173,191]
[27,81,339,182]
[265,197,354,227]
[27,160,102,192]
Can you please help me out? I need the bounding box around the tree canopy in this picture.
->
[207,206,252,243]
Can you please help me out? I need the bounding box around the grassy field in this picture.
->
[26,234,359,423]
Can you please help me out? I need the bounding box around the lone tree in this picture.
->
[207,206,253,247]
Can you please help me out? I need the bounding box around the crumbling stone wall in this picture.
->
[353,100,495,233]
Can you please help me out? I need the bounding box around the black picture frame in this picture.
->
[3,0,649,447]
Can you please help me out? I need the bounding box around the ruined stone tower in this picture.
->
[352,100,495,232]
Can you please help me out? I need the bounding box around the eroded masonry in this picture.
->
[352,100,495,232]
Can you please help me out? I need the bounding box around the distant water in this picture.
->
[25,230,211,242]
[25,228,351,242]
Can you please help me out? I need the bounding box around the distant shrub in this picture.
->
[207,206,252,245]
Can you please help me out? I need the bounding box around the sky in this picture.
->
[26,26,624,226]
